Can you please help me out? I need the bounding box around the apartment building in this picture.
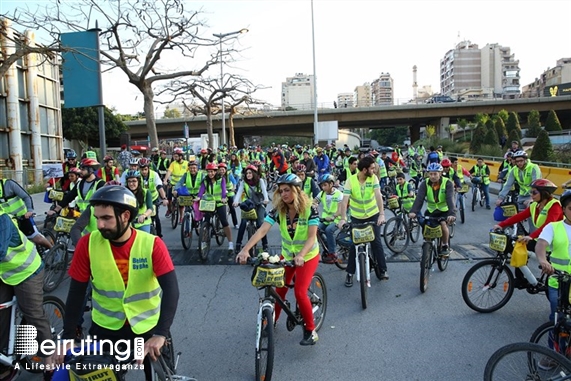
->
[371,73,393,105]
[354,83,372,107]
[281,73,315,110]
[336,92,354,108]
[481,43,520,99]
[522,57,571,98]
[440,41,481,97]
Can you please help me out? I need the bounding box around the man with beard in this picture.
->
[337,156,389,287]
[163,148,188,218]
[54,186,179,374]
[496,150,542,211]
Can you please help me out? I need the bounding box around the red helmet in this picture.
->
[246,164,258,172]
[103,155,114,162]
[205,163,218,171]
[441,158,451,167]
[200,149,208,155]
[138,158,150,167]
[217,162,227,169]
[531,179,557,194]
[295,164,306,173]
[80,158,100,168]
[67,167,81,175]
[173,148,183,155]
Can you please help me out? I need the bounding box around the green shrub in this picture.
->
[470,125,487,153]
[484,127,499,146]
[545,110,562,132]
[506,112,522,136]
[477,144,504,158]
[530,129,554,162]
[508,128,521,145]
[526,110,542,138]
[494,117,507,139]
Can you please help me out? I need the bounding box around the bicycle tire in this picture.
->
[479,189,485,207]
[335,246,349,270]
[42,229,56,246]
[483,341,571,381]
[448,221,455,239]
[459,197,465,224]
[358,252,368,309]
[461,260,515,313]
[255,308,274,381]
[42,243,68,293]
[214,215,225,246]
[436,239,449,272]
[21,296,65,373]
[171,205,179,229]
[198,220,211,262]
[247,222,257,257]
[181,212,192,250]
[409,218,421,243]
[530,321,571,359]
[472,189,477,212]
[309,272,327,332]
[420,242,432,293]
[383,217,410,254]
[150,337,177,381]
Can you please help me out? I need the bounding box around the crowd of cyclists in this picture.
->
[2,137,571,379]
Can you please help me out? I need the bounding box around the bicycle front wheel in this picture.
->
[43,243,68,293]
[461,260,514,313]
[358,252,368,309]
[472,189,477,212]
[483,342,571,381]
[408,218,421,243]
[171,204,179,229]
[181,213,192,250]
[198,220,211,262]
[530,320,571,360]
[309,273,328,332]
[459,195,465,223]
[420,242,432,293]
[247,222,257,257]
[255,308,274,381]
[334,246,349,270]
[214,215,225,246]
[383,217,410,254]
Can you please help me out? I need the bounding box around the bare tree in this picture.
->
[5,0,244,149]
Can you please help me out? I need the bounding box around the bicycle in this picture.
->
[483,342,571,380]
[383,196,421,254]
[471,176,486,211]
[43,213,80,292]
[197,199,226,262]
[241,202,263,258]
[418,215,453,293]
[250,257,327,381]
[461,228,547,313]
[456,183,469,224]
[170,195,179,229]
[316,219,348,270]
[179,196,199,250]
[0,294,65,375]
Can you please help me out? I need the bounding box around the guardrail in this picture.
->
[448,152,571,169]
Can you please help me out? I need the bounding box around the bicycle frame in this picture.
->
[354,243,372,286]
[0,297,19,364]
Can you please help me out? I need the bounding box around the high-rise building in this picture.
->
[337,93,354,108]
[522,58,571,98]
[354,83,372,107]
[371,73,393,105]
[481,43,520,99]
[440,41,481,97]
[281,73,315,110]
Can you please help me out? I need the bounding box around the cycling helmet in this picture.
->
[276,174,302,188]
[318,174,335,185]
[131,150,140,156]
[530,179,557,194]
[66,151,77,159]
[205,163,218,171]
[159,150,167,154]
[426,163,443,172]
[295,144,302,149]
[252,160,262,167]
[272,147,279,153]
[560,190,571,208]
[138,158,150,167]
[369,150,378,156]
[152,147,159,152]
[173,148,184,155]
[80,158,100,169]
[200,149,208,155]
[512,150,528,159]
[245,164,258,172]
[441,158,451,167]
[295,164,307,173]
[67,167,81,176]
[504,152,513,159]
[128,158,140,166]
[103,155,114,162]
[125,170,141,180]
[89,186,138,223]
[188,161,198,166]
[217,162,227,169]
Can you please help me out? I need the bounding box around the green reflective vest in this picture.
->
[348,174,379,219]
[81,206,98,236]
[0,214,42,285]
[376,158,388,178]
[184,172,203,195]
[425,177,449,213]
[88,230,161,334]
[302,179,312,197]
[0,179,27,217]
[395,183,414,212]
[278,208,319,261]
[203,178,224,205]
[100,166,117,182]
[133,189,152,229]
[530,198,560,229]
[547,221,571,289]
[142,170,159,201]
[76,179,103,213]
[514,162,541,196]
[319,189,342,225]
[85,151,97,160]
[473,164,490,185]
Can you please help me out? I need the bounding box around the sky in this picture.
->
[1,0,570,115]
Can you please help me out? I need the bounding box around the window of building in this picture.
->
[20,134,31,161]
[17,69,27,99]
[41,136,59,161]
[0,133,8,158]
[0,100,7,128]
[19,102,30,132]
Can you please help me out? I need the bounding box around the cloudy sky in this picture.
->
[2,0,569,114]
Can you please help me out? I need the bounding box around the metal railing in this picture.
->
[0,168,44,189]
[446,152,571,169]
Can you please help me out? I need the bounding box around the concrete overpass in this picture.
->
[124,95,571,144]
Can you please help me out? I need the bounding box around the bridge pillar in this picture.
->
[439,117,450,139]
[410,124,421,143]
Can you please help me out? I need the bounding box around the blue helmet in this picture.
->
[426,163,443,172]
[125,170,141,179]
[561,190,571,208]
[276,174,302,188]
[318,174,335,185]
[66,151,77,159]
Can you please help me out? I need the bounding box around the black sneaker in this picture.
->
[300,329,318,346]
[345,274,353,287]
[235,244,242,253]
[440,245,450,257]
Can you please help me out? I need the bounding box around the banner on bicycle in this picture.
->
[251,264,285,288]
[489,232,508,252]
[351,225,375,244]
[423,224,443,239]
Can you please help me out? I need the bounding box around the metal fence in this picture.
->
[446,152,571,169]
[0,168,44,189]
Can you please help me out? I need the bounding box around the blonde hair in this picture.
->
[273,184,311,216]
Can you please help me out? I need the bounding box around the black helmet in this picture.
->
[89,186,138,222]
[560,190,571,208]
[276,173,302,188]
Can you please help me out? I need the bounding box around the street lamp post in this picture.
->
[213,28,249,146]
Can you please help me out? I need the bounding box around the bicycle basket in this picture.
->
[199,200,216,212]
[351,225,375,244]
[489,232,508,252]
[387,169,397,178]
[178,196,195,207]
[49,189,64,201]
[501,204,517,217]
[387,197,400,210]
[459,183,470,193]
[241,208,258,220]
[251,263,285,288]
[423,224,443,239]
[54,217,76,233]
[67,353,119,381]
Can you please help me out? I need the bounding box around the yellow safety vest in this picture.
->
[302,179,312,197]
[101,166,117,182]
[530,199,560,229]
[0,179,28,217]
[514,162,541,196]
[278,208,319,261]
[133,189,152,229]
[319,189,342,225]
[142,170,159,201]
[396,183,414,212]
[473,165,490,185]
[76,179,103,213]
[425,177,449,213]
[547,221,571,289]
[81,206,98,236]
[169,160,189,185]
[203,178,224,206]
[348,174,379,219]
[184,172,203,195]
[0,213,42,285]
[88,230,161,334]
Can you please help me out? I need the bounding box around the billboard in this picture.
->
[544,82,571,97]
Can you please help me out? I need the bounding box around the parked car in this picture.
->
[375,145,395,153]
[425,95,456,104]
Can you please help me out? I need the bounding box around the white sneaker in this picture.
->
[228,242,234,252]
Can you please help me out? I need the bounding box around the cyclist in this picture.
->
[124,170,154,233]
[315,174,343,264]
[469,157,491,209]
[536,190,571,323]
[449,157,471,186]
[270,147,289,175]
[493,179,562,289]
[173,161,203,230]
[119,158,141,186]
[218,163,239,229]
[498,152,514,183]
[336,156,358,188]
[408,162,456,257]
[97,155,121,184]
[337,156,389,286]
[425,146,440,166]
[197,163,234,252]
[55,186,179,369]
[236,174,320,345]
[1,175,54,250]
[295,164,320,199]
[300,150,317,178]
[163,148,188,218]
[139,158,168,238]
[408,153,423,189]
[313,147,330,175]
[153,149,171,181]
[394,172,415,212]
[49,150,78,192]
[496,150,542,211]
[0,210,54,378]
[233,164,269,253]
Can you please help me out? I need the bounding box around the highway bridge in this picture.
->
[124,95,571,145]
